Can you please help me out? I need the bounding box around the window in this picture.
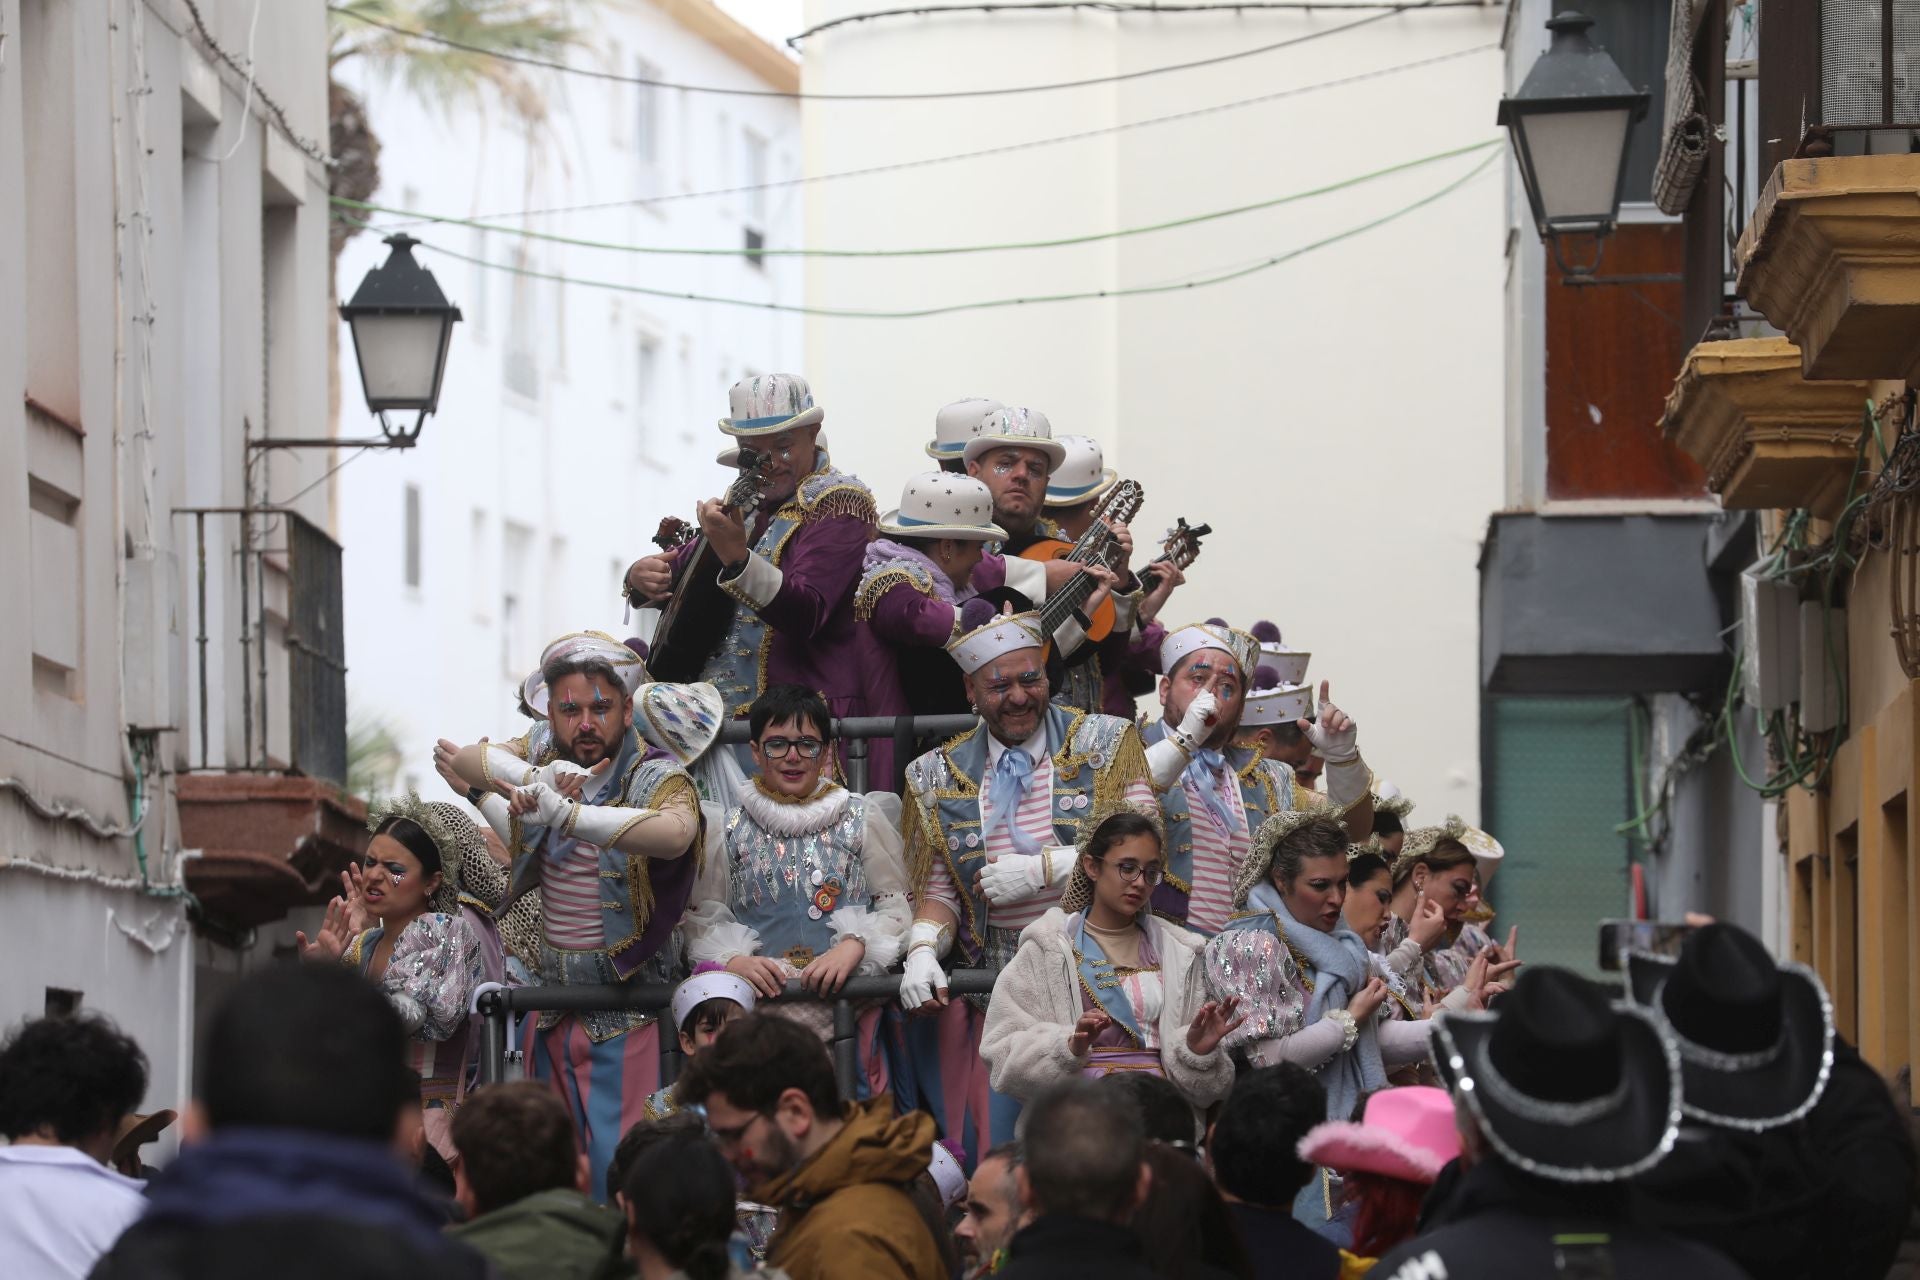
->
[23,0,81,422]
[636,57,663,200]
[635,335,661,457]
[470,509,490,622]
[504,246,539,399]
[742,129,769,268]
[502,522,534,677]
[470,227,490,340]
[403,484,422,588]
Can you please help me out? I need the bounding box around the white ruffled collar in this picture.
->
[738,777,852,837]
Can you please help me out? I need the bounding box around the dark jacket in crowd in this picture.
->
[88,1129,488,1280]
[1227,1201,1342,1280]
[996,1215,1234,1280]
[1812,1040,1918,1279]
[1368,1157,1749,1280]
[447,1186,626,1280]
[1631,1120,1828,1280]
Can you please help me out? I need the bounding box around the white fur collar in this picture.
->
[738,778,853,837]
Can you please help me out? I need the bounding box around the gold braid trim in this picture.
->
[903,785,942,900]
[801,483,878,525]
[1091,725,1151,814]
[854,566,934,621]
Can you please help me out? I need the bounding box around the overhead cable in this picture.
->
[333,139,1500,259]
[359,150,1497,320]
[355,41,1497,231]
[790,0,1487,44]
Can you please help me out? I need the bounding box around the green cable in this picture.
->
[330,139,1501,261]
[337,150,1497,320]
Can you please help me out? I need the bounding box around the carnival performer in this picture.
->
[1141,622,1373,933]
[979,806,1241,1109]
[296,795,501,1162]
[642,965,757,1121]
[434,630,703,1200]
[856,473,1007,718]
[1379,818,1513,1001]
[928,397,1003,474]
[895,608,1156,1164]
[1297,1085,1462,1267]
[622,374,886,780]
[683,684,910,1095]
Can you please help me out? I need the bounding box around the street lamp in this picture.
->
[1498,11,1650,279]
[338,233,462,446]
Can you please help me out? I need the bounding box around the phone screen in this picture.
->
[1596,920,1693,972]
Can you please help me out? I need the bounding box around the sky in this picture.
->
[715,0,806,53]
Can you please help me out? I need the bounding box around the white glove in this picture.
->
[566,801,658,850]
[514,782,570,829]
[1304,703,1358,764]
[475,791,514,841]
[979,848,1073,905]
[529,759,593,790]
[900,920,951,1009]
[1174,690,1219,752]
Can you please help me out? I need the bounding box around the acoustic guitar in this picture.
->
[1020,480,1143,645]
[639,449,773,682]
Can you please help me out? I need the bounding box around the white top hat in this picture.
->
[927,1141,968,1209]
[947,611,1047,674]
[1045,434,1118,507]
[1160,623,1259,680]
[961,407,1068,472]
[1262,639,1311,686]
[719,429,828,469]
[719,373,825,438]
[670,969,758,1031]
[928,398,1004,461]
[1242,680,1314,727]
[879,473,1008,542]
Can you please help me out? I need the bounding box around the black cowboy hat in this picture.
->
[1625,923,1834,1131]
[1431,966,1680,1183]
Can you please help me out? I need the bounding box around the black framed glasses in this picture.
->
[760,736,825,760]
[1095,857,1165,886]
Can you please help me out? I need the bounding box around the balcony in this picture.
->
[1735,155,1920,383]
[177,774,369,930]
[1662,336,1873,517]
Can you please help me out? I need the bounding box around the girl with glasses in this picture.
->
[683,684,910,1099]
[979,806,1244,1111]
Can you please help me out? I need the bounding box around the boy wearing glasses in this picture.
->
[682,684,911,1094]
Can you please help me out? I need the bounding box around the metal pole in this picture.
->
[478,989,508,1086]
[239,512,252,766]
[831,998,858,1099]
[256,520,268,766]
[845,734,868,794]
[892,714,916,794]
[194,512,209,769]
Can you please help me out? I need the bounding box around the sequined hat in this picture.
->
[719,373,824,438]
[634,681,725,765]
[521,668,550,718]
[927,397,1004,460]
[1430,966,1681,1184]
[1624,923,1834,1132]
[1372,777,1416,821]
[1460,823,1503,889]
[1045,434,1119,507]
[1060,801,1166,914]
[947,610,1047,675]
[670,966,759,1032]
[1298,1086,1460,1185]
[961,406,1068,472]
[878,472,1008,542]
[1392,815,1473,883]
[1230,808,1350,909]
[1241,669,1314,729]
[719,429,828,469]
[1249,620,1311,686]
[534,630,649,700]
[1161,623,1259,682]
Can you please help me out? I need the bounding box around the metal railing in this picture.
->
[477,970,1000,1098]
[718,712,980,795]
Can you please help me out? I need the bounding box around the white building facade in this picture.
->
[0,0,337,1147]
[795,0,1507,820]
[334,0,804,797]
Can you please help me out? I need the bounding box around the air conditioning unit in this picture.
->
[1799,600,1848,734]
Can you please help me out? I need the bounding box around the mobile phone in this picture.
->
[1596,919,1693,972]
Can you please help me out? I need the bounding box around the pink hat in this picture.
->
[1296,1086,1459,1186]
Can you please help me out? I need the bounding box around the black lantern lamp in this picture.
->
[1498,11,1650,279]
[338,233,463,447]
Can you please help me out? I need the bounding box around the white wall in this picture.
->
[799,1,1506,819]
[0,0,332,1125]
[334,3,804,797]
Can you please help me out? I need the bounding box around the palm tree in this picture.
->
[325,1,589,471]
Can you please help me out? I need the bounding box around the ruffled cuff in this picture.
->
[683,901,761,966]
[830,893,911,973]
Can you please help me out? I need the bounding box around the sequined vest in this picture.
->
[1139,719,1294,927]
[904,704,1134,968]
[723,792,870,968]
